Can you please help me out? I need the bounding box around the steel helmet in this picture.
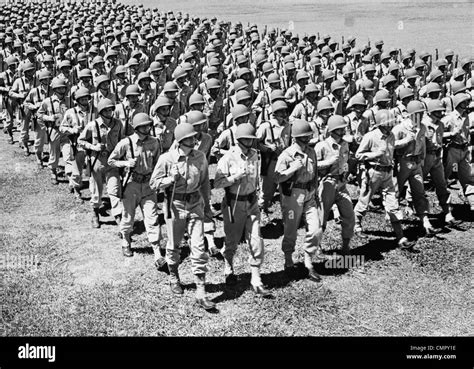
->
[132,113,153,129]
[360,80,375,91]
[51,77,67,89]
[310,57,321,67]
[186,111,207,125]
[429,69,443,82]
[95,74,110,88]
[231,104,251,119]
[149,61,164,72]
[375,109,396,127]
[262,62,274,74]
[172,66,187,80]
[317,97,334,113]
[189,93,205,106]
[137,72,152,84]
[125,84,141,96]
[79,69,93,79]
[414,59,426,70]
[405,68,418,80]
[175,122,197,142]
[206,78,221,90]
[128,58,139,67]
[267,73,281,85]
[284,62,296,71]
[75,87,90,100]
[237,67,251,79]
[398,87,414,101]
[236,90,251,103]
[363,64,376,73]
[206,66,220,77]
[270,89,286,102]
[327,115,347,132]
[374,90,390,103]
[97,98,115,114]
[330,80,345,92]
[407,100,426,115]
[38,70,52,81]
[382,74,397,87]
[425,82,442,95]
[154,96,173,109]
[453,93,471,108]
[296,70,310,82]
[77,52,88,62]
[322,69,335,81]
[233,79,248,92]
[163,81,179,93]
[59,60,71,69]
[7,56,23,67]
[451,81,467,95]
[347,95,367,109]
[271,100,288,113]
[292,119,313,137]
[343,64,356,76]
[305,83,320,95]
[426,100,445,114]
[22,61,35,72]
[235,123,257,140]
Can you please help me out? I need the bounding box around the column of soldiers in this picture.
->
[0,0,473,312]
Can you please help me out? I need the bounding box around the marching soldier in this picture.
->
[274,119,324,282]
[149,123,216,311]
[214,123,272,296]
[108,113,164,267]
[78,98,124,228]
[354,109,415,249]
[315,115,355,255]
[392,100,437,235]
[442,93,474,211]
[37,77,69,185]
[59,87,91,199]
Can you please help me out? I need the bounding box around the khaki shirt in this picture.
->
[422,115,444,152]
[392,117,426,159]
[356,128,395,167]
[214,145,260,196]
[274,143,318,187]
[150,146,209,196]
[108,133,161,176]
[443,109,470,145]
[315,136,350,177]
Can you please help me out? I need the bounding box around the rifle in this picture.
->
[224,187,235,223]
[435,48,439,61]
[454,55,458,68]
[120,137,134,198]
[317,32,320,40]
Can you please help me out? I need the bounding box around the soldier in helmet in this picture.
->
[59,87,92,200]
[24,70,52,169]
[315,115,355,255]
[442,93,474,212]
[289,82,320,123]
[422,99,456,225]
[149,123,216,311]
[363,90,391,129]
[78,98,124,228]
[159,81,186,121]
[114,84,144,137]
[274,119,324,282]
[393,100,437,235]
[9,60,36,154]
[310,97,334,145]
[91,74,116,119]
[354,109,415,249]
[256,100,292,221]
[150,96,177,152]
[37,77,69,185]
[214,123,272,297]
[108,113,164,265]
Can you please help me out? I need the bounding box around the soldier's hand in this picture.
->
[290,158,304,172]
[267,143,277,152]
[92,143,102,152]
[169,164,180,182]
[233,166,247,181]
[127,158,137,168]
[405,132,416,142]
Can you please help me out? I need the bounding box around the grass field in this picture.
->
[1,131,473,337]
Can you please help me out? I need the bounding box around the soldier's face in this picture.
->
[77,96,89,107]
[99,82,110,91]
[101,107,114,119]
[157,106,170,117]
[128,95,139,105]
[190,103,204,112]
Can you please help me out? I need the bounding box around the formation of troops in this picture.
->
[1,0,473,311]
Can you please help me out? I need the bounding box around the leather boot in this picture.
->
[169,265,183,295]
[341,238,351,256]
[195,274,216,310]
[50,169,59,185]
[122,234,133,257]
[91,208,100,228]
[304,252,321,283]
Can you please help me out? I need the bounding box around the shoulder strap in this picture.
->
[50,97,56,115]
